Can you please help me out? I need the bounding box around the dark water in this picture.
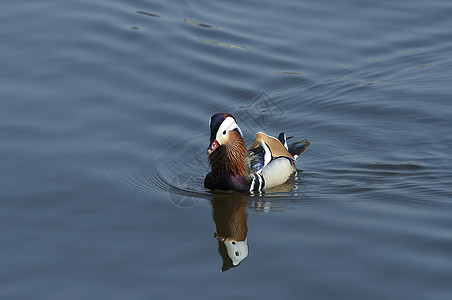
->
[2,0,452,298]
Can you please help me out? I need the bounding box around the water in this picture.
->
[1,0,452,298]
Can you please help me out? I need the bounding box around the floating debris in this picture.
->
[136,10,160,18]
[199,39,247,50]
[184,19,220,29]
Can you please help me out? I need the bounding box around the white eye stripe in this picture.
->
[216,117,242,140]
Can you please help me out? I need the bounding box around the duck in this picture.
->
[211,196,249,272]
[204,113,310,193]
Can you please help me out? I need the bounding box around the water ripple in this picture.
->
[136,10,160,18]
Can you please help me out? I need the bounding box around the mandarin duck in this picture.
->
[204,113,310,193]
[212,196,249,272]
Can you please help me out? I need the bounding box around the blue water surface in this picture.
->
[1,0,452,299]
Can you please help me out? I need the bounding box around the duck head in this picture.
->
[207,113,244,155]
[207,113,247,177]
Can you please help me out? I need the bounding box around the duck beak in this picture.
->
[207,140,220,155]
[214,233,226,242]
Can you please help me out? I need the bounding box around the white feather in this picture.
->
[261,141,272,167]
[216,117,243,143]
[257,173,262,191]
[250,175,256,191]
[261,158,294,189]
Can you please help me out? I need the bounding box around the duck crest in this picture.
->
[209,131,247,176]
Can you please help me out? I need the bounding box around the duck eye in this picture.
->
[223,130,226,135]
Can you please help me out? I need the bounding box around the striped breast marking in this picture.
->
[250,172,265,192]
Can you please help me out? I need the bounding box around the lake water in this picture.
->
[1,0,452,298]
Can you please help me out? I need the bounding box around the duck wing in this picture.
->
[277,132,289,150]
[287,138,310,159]
[247,149,264,173]
[247,132,295,173]
[249,132,294,160]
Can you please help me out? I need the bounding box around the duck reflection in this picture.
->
[211,195,249,272]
